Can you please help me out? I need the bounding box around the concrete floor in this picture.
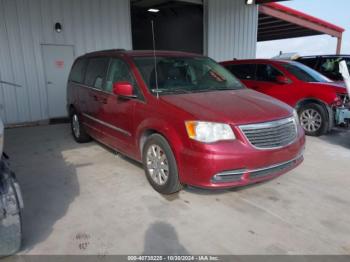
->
[4,124,350,255]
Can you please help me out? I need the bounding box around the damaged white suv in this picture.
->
[0,119,23,256]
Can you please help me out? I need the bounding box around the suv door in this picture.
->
[252,64,295,104]
[98,58,142,155]
[82,57,109,139]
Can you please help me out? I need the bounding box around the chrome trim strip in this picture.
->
[239,117,298,150]
[239,116,295,130]
[214,152,304,178]
[82,113,131,137]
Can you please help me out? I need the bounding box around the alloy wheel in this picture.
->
[72,114,80,138]
[146,145,169,186]
[300,109,322,133]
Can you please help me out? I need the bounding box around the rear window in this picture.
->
[84,57,109,89]
[226,64,256,80]
[69,58,87,83]
[282,62,332,83]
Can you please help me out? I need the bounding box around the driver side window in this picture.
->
[256,64,284,82]
[104,58,139,96]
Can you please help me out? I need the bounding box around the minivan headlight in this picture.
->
[185,121,235,143]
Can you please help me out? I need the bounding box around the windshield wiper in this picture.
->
[151,88,192,94]
[195,87,238,93]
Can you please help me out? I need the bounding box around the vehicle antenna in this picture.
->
[151,20,159,99]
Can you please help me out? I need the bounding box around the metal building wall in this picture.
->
[206,0,258,62]
[0,0,132,125]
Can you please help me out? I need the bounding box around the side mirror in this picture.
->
[112,82,136,98]
[275,75,291,85]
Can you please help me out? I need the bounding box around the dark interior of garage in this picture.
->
[131,1,203,54]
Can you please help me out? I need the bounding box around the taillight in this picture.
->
[333,96,343,107]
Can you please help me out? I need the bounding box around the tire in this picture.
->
[298,103,329,136]
[70,110,91,143]
[142,134,182,194]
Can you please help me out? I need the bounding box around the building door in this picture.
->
[42,44,74,118]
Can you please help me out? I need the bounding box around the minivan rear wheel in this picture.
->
[142,134,182,194]
[70,111,91,143]
[299,103,329,136]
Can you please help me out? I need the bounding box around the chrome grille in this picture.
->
[240,117,297,149]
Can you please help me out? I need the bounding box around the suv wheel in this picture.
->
[299,103,329,136]
[70,110,91,143]
[142,134,182,194]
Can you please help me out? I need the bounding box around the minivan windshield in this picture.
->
[133,56,244,95]
[282,62,332,83]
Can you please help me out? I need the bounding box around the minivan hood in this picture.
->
[161,89,293,125]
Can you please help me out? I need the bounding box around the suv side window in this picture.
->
[256,64,284,82]
[319,57,343,80]
[298,58,317,69]
[104,58,140,96]
[84,57,109,89]
[226,64,256,80]
[69,58,87,83]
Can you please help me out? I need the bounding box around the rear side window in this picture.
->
[69,58,87,83]
[256,64,284,82]
[84,57,109,89]
[226,64,256,80]
[298,58,317,69]
[319,57,343,80]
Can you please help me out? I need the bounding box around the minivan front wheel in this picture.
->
[70,111,91,143]
[142,134,182,194]
[299,103,329,136]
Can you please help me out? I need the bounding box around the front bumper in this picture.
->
[177,126,305,189]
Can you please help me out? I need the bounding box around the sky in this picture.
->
[256,0,350,58]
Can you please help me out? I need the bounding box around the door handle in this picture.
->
[101,98,107,104]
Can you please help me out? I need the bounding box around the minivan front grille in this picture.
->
[239,117,297,149]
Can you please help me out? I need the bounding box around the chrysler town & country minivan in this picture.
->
[67,50,305,194]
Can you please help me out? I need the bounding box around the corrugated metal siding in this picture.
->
[0,0,132,124]
[206,0,258,62]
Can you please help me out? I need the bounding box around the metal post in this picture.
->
[336,35,342,54]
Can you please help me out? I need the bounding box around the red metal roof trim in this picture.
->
[265,3,345,33]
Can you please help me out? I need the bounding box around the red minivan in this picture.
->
[221,59,350,136]
[67,50,305,194]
